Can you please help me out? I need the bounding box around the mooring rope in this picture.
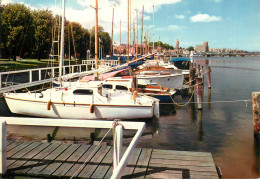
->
[160,99,252,106]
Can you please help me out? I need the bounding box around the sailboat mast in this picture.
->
[141,5,144,55]
[59,0,65,82]
[136,9,138,57]
[127,0,129,62]
[111,7,114,55]
[95,0,99,69]
[153,5,154,53]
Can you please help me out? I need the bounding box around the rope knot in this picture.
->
[112,119,124,129]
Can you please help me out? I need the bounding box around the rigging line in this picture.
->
[160,99,252,105]
[170,86,196,107]
[70,127,112,179]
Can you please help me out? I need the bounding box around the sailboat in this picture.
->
[4,0,160,120]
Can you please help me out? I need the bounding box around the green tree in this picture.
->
[186,46,194,51]
[1,3,33,60]
[32,9,53,60]
[90,25,111,57]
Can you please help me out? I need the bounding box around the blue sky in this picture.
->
[2,0,260,51]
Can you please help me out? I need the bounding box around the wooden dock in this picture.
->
[4,140,219,178]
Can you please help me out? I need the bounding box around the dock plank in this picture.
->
[13,143,60,175]
[26,143,70,176]
[121,147,142,178]
[6,141,23,152]
[8,142,51,172]
[64,145,101,177]
[78,145,111,178]
[7,142,41,167]
[90,147,113,178]
[4,141,219,179]
[131,148,152,179]
[51,144,91,177]
[40,143,81,176]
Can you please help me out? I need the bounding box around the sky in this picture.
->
[2,0,260,51]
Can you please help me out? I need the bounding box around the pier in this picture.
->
[0,117,219,178]
[5,141,218,178]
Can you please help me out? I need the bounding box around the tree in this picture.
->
[1,3,33,60]
[90,25,111,57]
[32,9,53,60]
[186,46,194,51]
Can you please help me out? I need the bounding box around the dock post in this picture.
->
[196,77,203,110]
[252,92,260,137]
[201,66,204,84]
[29,70,32,83]
[207,67,211,89]
[0,74,2,88]
[188,68,195,95]
[113,125,123,170]
[39,69,41,81]
[0,121,7,175]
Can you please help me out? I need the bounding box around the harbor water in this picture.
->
[0,56,260,178]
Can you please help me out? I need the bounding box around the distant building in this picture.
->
[195,41,209,52]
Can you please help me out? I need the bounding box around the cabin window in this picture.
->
[116,85,128,91]
[73,89,93,95]
[102,84,113,89]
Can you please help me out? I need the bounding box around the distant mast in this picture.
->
[153,5,155,53]
[59,0,65,85]
[95,0,99,70]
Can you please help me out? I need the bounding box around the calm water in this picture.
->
[1,56,260,178]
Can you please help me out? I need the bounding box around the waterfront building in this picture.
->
[195,41,209,52]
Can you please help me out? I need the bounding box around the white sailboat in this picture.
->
[4,0,160,120]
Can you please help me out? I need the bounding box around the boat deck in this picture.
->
[5,140,219,178]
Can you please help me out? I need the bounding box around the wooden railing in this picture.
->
[0,117,145,178]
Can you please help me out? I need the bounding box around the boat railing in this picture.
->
[0,117,145,179]
[0,64,89,92]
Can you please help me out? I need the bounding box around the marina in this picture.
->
[1,0,260,178]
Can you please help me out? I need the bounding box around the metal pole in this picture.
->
[95,0,99,70]
[59,0,65,84]
[141,5,144,55]
[153,5,154,53]
[127,0,129,62]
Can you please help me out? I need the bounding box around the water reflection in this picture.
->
[254,137,260,174]
[208,89,211,110]
[196,110,203,141]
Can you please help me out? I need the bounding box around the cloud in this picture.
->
[144,15,151,21]
[174,15,185,19]
[2,0,13,4]
[168,25,181,30]
[190,13,222,22]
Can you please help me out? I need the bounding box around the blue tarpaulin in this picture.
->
[169,57,190,62]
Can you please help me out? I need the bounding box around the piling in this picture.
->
[252,92,260,137]
[201,66,204,84]
[188,68,196,95]
[196,77,203,110]
[207,67,211,89]
[197,65,200,77]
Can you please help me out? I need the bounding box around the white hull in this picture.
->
[137,74,184,90]
[4,83,159,120]
[5,96,154,119]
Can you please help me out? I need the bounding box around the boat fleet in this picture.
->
[3,0,191,121]
[3,56,190,120]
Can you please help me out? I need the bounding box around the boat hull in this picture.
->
[4,95,156,120]
[137,74,184,90]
